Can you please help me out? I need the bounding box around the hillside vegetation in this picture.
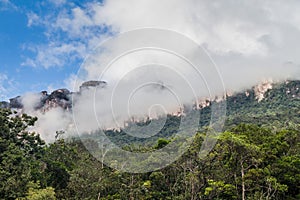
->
[0,80,299,200]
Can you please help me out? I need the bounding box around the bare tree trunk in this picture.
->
[130,175,134,200]
[101,148,108,169]
[241,161,246,200]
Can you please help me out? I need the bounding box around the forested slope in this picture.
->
[0,80,299,199]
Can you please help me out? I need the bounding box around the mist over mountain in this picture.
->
[1,79,299,142]
[0,80,108,111]
[1,1,300,199]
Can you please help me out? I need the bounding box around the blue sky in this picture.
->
[0,0,105,100]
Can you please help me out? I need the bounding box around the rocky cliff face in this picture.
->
[0,80,107,111]
[9,96,23,109]
[79,80,107,92]
[0,80,299,113]
[38,89,72,111]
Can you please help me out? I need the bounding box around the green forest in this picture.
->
[0,81,299,200]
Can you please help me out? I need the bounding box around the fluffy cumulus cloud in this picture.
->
[88,0,300,88]
[22,42,87,69]
[25,0,300,86]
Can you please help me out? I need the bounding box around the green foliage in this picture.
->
[204,179,236,199]
[23,182,56,200]
[0,80,300,199]
[0,109,45,199]
[155,138,170,149]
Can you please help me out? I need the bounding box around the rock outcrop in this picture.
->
[0,101,10,109]
[42,89,72,111]
[79,80,107,92]
[9,96,23,109]
[0,80,107,111]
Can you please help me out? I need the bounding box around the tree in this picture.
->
[23,181,56,200]
[0,109,45,199]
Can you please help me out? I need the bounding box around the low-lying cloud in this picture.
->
[21,0,300,141]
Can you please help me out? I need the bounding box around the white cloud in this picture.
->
[53,7,94,37]
[0,0,18,11]
[19,0,300,141]
[48,0,66,7]
[23,3,111,69]
[22,41,87,69]
[27,12,40,27]
[23,0,300,89]
[0,74,8,99]
[25,1,300,67]
[80,0,300,89]
[0,73,18,100]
